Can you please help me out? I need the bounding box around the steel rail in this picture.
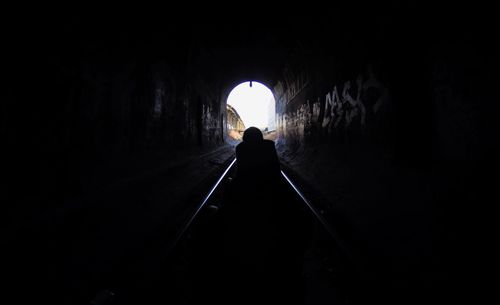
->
[281,170,353,261]
[169,158,237,250]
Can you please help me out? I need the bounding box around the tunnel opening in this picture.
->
[226,81,276,141]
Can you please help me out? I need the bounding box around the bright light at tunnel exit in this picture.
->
[227,81,275,130]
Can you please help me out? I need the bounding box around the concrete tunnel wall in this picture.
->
[259,6,496,298]
[3,20,229,213]
[2,5,497,302]
[3,7,495,226]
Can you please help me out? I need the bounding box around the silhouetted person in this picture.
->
[210,127,308,304]
[234,126,281,186]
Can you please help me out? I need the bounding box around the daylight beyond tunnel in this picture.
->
[226,81,275,140]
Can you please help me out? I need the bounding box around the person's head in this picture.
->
[242,127,263,143]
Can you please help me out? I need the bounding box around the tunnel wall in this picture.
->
[1,7,496,304]
[272,7,496,301]
[275,63,390,151]
[3,21,227,214]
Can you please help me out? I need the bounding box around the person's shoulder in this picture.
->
[235,141,247,153]
[236,141,246,149]
[263,139,276,147]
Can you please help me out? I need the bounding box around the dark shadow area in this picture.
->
[188,174,312,304]
[131,130,357,305]
[211,127,308,304]
[2,4,496,305]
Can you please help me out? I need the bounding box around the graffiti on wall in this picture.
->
[153,86,165,118]
[275,69,310,109]
[277,65,390,142]
[321,67,389,133]
[203,103,217,142]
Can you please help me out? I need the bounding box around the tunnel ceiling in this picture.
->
[5,3,495,157]
[10,4,418,90]
[8,3,491,76]
[18,11,311,89]
[9,3,481,93]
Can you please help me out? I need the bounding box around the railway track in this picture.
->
[101,158,357,305]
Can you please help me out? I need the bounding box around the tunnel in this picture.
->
[2,4,496,305]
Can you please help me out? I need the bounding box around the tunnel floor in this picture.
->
[113,163,355,305]
[5,151,443,305]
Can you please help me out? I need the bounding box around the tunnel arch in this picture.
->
[223,81,277,141]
